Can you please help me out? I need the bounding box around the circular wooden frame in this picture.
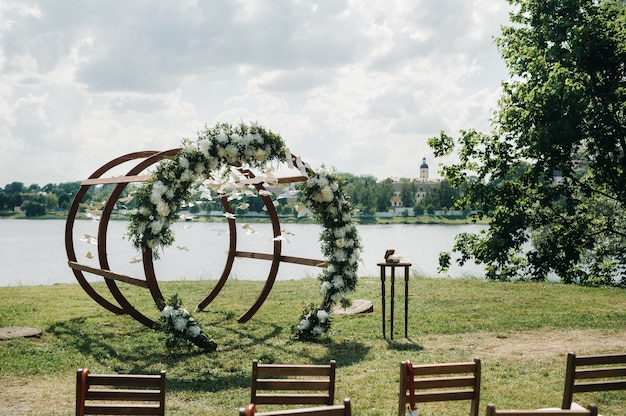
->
[65,150,326,328]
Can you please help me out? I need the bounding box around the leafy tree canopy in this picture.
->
[429,0,626,286]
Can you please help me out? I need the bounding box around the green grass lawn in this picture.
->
[1,276,625,415]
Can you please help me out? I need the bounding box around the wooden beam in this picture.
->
[68,261,149,288]
[235,251,327,267]
[81,175,152,185]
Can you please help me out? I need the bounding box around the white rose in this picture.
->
[316,310,329,323]
[331,291,343,303]
[335,238,346,248]
[187,325,201,338]
[298,319,311,330]
[173,316,187,332]
[150,220,164,234]
[255,148,267,161]
[320,186,334,202]
[320,281,332,294]
[332,276,345,289]
[179,156,190,169]
[312,325,323,335]
[315,176,329,187]
[161,305,173,319]
[156,201,170,217]
[199,139,211,155]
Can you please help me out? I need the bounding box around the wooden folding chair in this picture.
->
[250,360,336,410]
[486,403,597,415]
[239,398,351,416]
[562,352,626,409]
[76,368,166,415]
[398,358,481,416]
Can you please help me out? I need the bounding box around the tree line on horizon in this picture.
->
[0,174,464,219]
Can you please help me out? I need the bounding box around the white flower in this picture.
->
[150,220,164,234]
[332,276,345,289]
[173,316,188,332]
[180,169,193,182]
[333,248,347,262]
[335,238,346,248]
[316,309,329,323]
[179,156,190,169]
[315,175,329,187]
[152,181,168,197]
[312,325,323,335]
[320,281,332,294]
[199,139,211,155]
[161,305,173,319]
[331,291,344,303]
[320,186,334,202]
[255,148,267,161]
[156,201,170,217]
[298,319,311,331]
[187,325,201,338]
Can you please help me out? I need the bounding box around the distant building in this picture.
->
[420,157,429,179]
[389,158,442,210]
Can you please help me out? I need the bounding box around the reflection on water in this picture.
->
[0,219,486,287]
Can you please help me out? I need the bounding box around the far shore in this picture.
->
[0,211,489,225]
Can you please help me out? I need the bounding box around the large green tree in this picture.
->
[430,0,626,286]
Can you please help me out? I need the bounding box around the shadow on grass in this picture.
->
[386,339,424,352]
[46,314,374,393]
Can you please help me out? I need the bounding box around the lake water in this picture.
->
[0,219,487,287]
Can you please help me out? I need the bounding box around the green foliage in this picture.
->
[430,0,626,286]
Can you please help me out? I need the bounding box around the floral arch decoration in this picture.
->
[65,122,361,341]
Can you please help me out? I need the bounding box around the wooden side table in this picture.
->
[377,262,411,340]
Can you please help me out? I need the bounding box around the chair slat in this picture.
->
[239,398,351,415]
[251,360,336,410]
[486,403,597,416]
[258,380,331,390]
[76,368,166,416]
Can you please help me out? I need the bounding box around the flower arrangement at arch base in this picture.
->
[156,294,217,353]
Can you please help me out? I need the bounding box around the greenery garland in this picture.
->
[127,121,361,340]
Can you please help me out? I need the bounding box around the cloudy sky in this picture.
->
[1,0,512,186]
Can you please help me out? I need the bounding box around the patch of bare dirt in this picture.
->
[418,329,626,361]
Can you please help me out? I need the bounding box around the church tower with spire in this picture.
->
[419,157,429,179]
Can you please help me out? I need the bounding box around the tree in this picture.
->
[4,182,24,194]
[23,200,46,217]
[375,179,394,212]
[400,180,418,208]
[429,0,626,286]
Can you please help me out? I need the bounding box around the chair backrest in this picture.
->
[486,403,597,416]
[239,398,351,416]
[76,368,166,416]
[250,360,336,408]
[561,352,626,409]
[398,358,481,416]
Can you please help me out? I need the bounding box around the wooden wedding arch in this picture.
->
[65,149,327,328]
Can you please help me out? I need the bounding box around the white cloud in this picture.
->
[0,0,511,186]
